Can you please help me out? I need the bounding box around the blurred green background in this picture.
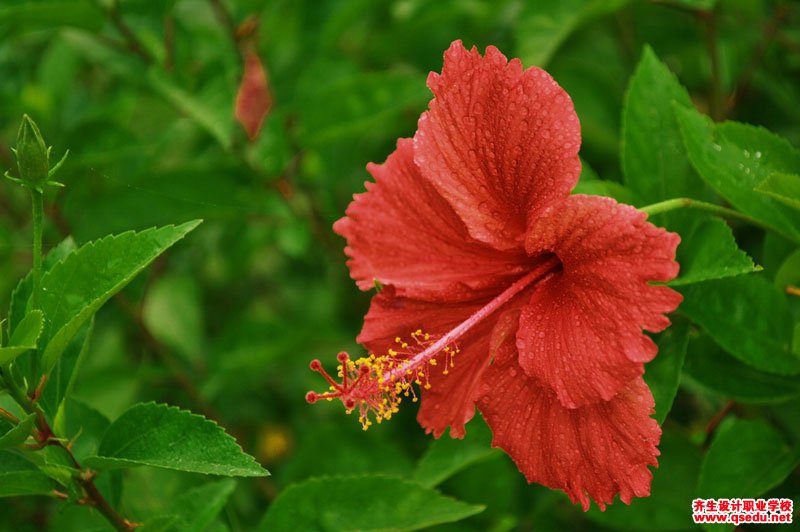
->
[1,0,799,530]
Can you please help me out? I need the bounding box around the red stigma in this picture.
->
[305,332,462,430]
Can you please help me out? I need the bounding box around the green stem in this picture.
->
[30,189,44,310]
[640,197,770,230]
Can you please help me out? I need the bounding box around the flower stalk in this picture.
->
[640,197,769,231]
[30,189,44,310]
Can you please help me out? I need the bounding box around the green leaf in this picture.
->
[676,106,800,243]
[257,475,484,532]
[756,172,800,210]
[142,275,204,362]
[0,414,36,450]
[164,479,236,532]
[9,237,77,335]
[59,398,110,462]
[684,335,800,404]
[39,319,93,424]
[0,450,57,497]
[623,46,697,204]
[586,430,702,530]
[678,276,800,374]
[698,418,800,500]
[297,71,429,146]
[644,319,689,424]
[0,1,103,38]
[572,179,641,205]
[413,417,498,488]
[0,310,43,366]
[147,70,233,149]
[277,421,412,484]
[85,402,268,477]
[515,0,630,67]
[36,221,201,373]
[669,0,717,9]
[668,214,759,286]
[775,249,800,290]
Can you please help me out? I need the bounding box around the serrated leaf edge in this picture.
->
[39,220,202,371]
[88,401,268,477]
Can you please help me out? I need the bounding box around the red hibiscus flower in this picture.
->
[306,41,682,511]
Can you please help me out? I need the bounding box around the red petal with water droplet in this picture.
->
[479,317,660,511]
[334,138,530,302]
[413,40,581,251]
[518,194,682,408]
[235,50,272,141]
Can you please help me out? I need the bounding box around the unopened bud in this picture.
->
[15,115,49,187]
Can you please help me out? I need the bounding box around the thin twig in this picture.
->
[698,9,724,121]
[208,0,239,50]
[704,400,735,446]
[108,0,153,64]
[0,367,138,531]
[114,292,219,421]
[164,15,176,72]
[723,6,787,118]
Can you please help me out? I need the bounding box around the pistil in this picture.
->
[306,254,561,428]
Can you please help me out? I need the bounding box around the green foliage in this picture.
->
[623,46,697,204]
[668,214,759,286]
[676,106,800,243]
[0,414,36,450]
[86,402,268,477]
[0,451,57,497]
[516,0,631,68]
[257,475,485,532]
[0,310,43,365]
[36,222,201,372]
[150,479,236,531]
[756,171,800,210]
[0,0,799,530]
[586,430,702,530]
[412,417,498,488]
[679,276,800,374]
[644,319,689,424]
[684,336,800,404]
[698,418,800,499]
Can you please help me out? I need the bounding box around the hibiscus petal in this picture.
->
[478,321,660,511]
[518,194,682,408]
[334,138,529,302]
[357,287,494,438]
[414,40,581,250]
